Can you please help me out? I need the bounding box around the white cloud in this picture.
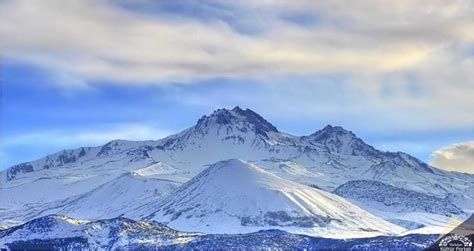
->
[0,0,473,130]
[430,141,474,174]
[0,0,472,82]
[4,123,174,148]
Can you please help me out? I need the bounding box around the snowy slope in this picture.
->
[1,106,473,231]
[56,173,181,220]
[147,159,405,238]
[334,180,467,230]
[334,180,464,216]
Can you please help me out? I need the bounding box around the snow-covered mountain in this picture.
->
[0,215,200,250]
[147,159,404,238]
[0,215,438,250]
[1,106,473,233]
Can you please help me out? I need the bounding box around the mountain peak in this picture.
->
[231,106,244,112]
[309,125,357,144]
[313,125,355,138]
[211,158,250,168]
[195,107,278,136]
[205,159,262,178]
[308,125,377,155]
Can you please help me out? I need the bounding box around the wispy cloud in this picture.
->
[4,123,173,148]
[430,141,474,174]
[1,123,175,168]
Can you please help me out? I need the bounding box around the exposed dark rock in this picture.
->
[78,148,87,158]
[6,163,34,181]
[334,180,464,216]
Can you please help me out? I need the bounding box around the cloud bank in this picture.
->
[1,0,473,135]
[430,141,474,174]
[0,0,473,81]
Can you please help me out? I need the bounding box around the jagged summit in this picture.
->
[157,107,281,151]
[195,107,278,136]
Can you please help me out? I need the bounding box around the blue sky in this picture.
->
[1,0,473,172]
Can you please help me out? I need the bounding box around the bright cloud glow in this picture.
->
[430,141,474,174]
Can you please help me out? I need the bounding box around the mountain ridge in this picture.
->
[1,107,473,233]
[3,107,439,181]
